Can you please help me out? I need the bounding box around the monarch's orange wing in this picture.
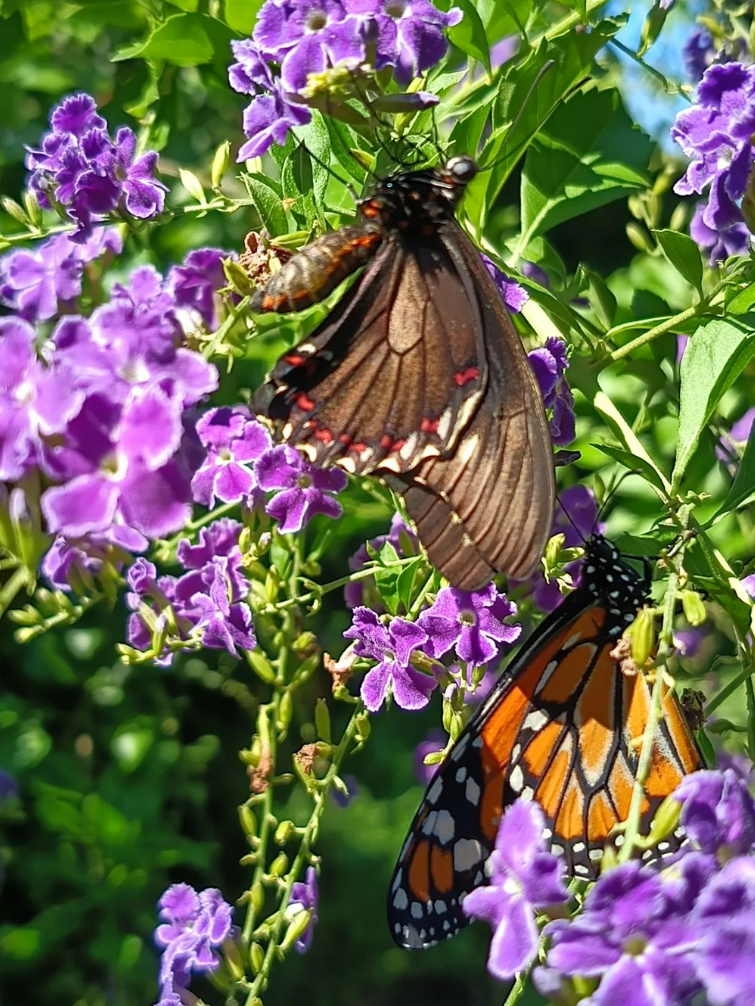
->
[388,537,703,950]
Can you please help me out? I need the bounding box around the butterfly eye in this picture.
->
[446,156,478,183]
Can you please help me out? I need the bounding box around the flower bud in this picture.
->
[211,140,232,189]
[22,190,41,228]
[247,648,277,684]
[239,804,257,838]
[280,909,311,952]
[2,196,28,225]
[680,589,706,627]
[274,819,295,844]
[251,881,265,913]
[249,942,265,974]
[647,792,682,845]
[314,698,331,743]
[354,712,371,743]
[276,690,293,733]
[628,607,655,669]
[179,168,205,204]
[269,852,288,877]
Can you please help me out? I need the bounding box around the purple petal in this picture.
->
[361,661,391,712]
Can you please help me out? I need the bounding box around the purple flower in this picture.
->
[528,336,575,446]
[345,512,418,608]
[673,627,705,658]
[255,0,362,93]
[415,729,445,784]
[417,582,520,669]
[0,770,18,802]
[191,407,271,507]
[544,861,703,1006]
[256,444,347,532]
[289,866,319,953]
[27,93,165,238]
[686,857,755,1006]
[463,800,568,981]
[716,406,755,469]
[518,485,602,613]
[672,63,755,263]
[168,247,231,329]
[238,86,314,160]
[343,0,462,84]
[743,574,755,601]
[521,260,550,288]
[126,519,253,661]
[683,28,715,82]
[481,253,529,313]
[154,884,233,1004]
[674,764,755,856]
[344,606,434,711]
[41,524,146,593]
[690,200,751,265]
[0,229,121,323]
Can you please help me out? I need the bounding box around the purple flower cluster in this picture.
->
[466,765,755,1006]
[672,62,755,264]
[0,228,121,323]
[26,93,166,239]
[126,518,255,662]
[344,581,520,712]
[528,337,575,447]
[153,883,233,1006]
[229,0,461,158]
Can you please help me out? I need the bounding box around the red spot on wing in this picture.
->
[454,366,479,387]
[314,428,333,444]
[380,434,394,449]
[421,416,439,434]
[295,392,316,412]
[284,354,307,367]
[350,441,367,453]
[338,433,352,445]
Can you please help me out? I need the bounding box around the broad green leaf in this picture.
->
[591,443,665,491]
[673,316,755,487]
[611,527,678,556]
[224,0,265,32]
[713,420,755,519]
[461,18,624,238]
[241,173,287,236]
[165,0,198,10]
[653,229,703,294]
[324,118,368,186]
[448,0,491,77]
[518,87,652,249]
[113,13,234,66]
[727,283,755,314]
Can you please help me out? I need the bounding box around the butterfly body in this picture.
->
[388,537,702,949]
[252,156,555,587]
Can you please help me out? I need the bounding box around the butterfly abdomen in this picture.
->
[250,224,383,314]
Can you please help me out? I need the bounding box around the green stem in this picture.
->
[618,521,688,864]
[608,304,704,363]
[706,660,755,715]
[243,703,363,1004]
[204,294,252,360]
[274,554,421,610]
[608,38,688,97]
[0,565,32,620]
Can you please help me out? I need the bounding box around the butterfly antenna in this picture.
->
[596,469,639,524]
[292,136,360,205]
[556,495,588,545]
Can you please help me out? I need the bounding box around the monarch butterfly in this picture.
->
[387,535,703,949]
[251,156,555,589]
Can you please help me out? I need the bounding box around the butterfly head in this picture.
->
[360,155,479,229]
[582,535,651,636]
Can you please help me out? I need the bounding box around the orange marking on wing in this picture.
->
[407,839,431,903]
[539,642,597,703]
[608,754,644,821]
[284,354,307,366]
[555,775,585,841]
[624,673,651,746]
[577,649,616,785]
[430,845,454,894]
[645,740,682,799]
[479,772,503,842]
[522,721,563,777]
[587,792,618,842]
[295,392,316,412]
[480,621,583,773]
[662,686,703,774]
[535,736,573,819]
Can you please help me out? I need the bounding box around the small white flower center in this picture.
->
[622,935,647,957]
[14,379,35,407]
[219,446,233,462]
[458,609,476,627]
[502,875,522,898]
[120,358,151,384]
[101,450,128,480]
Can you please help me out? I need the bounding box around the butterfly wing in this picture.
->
[388,590,703,949]
[386,223,555,587]
[252,228,489,476]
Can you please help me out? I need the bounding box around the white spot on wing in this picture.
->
[454,838,483,872]
[427,777,443,805]
[434,810,455,845]
[393,889,409,910]
[523,710,549,732]
[465,777,481,805]
[510,764,524,792]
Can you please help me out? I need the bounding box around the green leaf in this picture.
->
[241,173,287,236]
[461,18,624,239]
[673,316,755,487]
[518,86,652,248]
[592,391,670,492]
[591,443,665,491]
[653,229,703,293]
[713,420,755,519]
[611,527,678,556]
[165,0,198,10]
[224,0,264,32]
[113,13,234,66]
[727,283,755,314]
[448,0,491,77]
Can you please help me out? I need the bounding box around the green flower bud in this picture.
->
[629,607,655,669]
[680,589,706,627]
[179,168,205,204]
[211,140,232,189]
[280,909,311,952]
[239,805,257,838]
[269,852,288,877]
[314,698,331,742]
[249,942,266,974]
[274,819,295,844]
[276,691,293,733]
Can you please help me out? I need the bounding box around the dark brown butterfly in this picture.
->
[251,156,555,588]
